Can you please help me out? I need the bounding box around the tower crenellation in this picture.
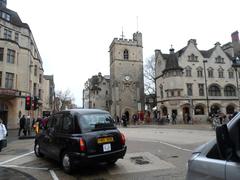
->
[110,34,142,50]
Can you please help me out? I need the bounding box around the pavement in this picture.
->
[0,129,36,179]
[120,122,213,131]
[0,123,212,179]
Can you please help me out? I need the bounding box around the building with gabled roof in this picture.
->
[155,31,240,123]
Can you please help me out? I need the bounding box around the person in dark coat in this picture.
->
[122,114,127,127]
[18,115,26,136]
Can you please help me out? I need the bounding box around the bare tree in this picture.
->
[144,55,155,95]
[55,89,75,111]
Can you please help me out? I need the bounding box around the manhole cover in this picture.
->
[130,156,150,165]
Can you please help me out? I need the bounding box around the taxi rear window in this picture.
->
[79,113,115,133]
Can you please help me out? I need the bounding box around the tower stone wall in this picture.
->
[109,32,144,120]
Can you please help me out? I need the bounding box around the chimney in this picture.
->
[0,0,6,8]
[231,31,239,42]
[188,39,197,46]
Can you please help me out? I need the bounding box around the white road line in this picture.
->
[0,164,49,170]
[158,141,192,152]
[127,137,192,152]
[49,170,59,180]
[0,151,34,165]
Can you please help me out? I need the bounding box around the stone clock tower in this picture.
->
[109,32,144,120]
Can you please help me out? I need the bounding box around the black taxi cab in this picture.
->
[34,109,127,173]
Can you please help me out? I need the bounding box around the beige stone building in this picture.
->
[42,75,55,116]
[83,72,111,111]
[155,31,240,123]
[0,0,54,128]
[109,32,144,120]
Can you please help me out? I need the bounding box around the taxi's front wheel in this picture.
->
[34,142,44,157]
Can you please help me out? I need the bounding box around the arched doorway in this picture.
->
[161,106,168,116]
[210,104,220,115]
[194,104,205,115]
[226,104,235,114]
[0,103,8,126]
[182,107,190,124]
[125,110,129,122]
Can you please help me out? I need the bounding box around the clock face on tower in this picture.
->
[125,75,130,81]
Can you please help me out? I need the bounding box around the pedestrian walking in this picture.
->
[18,115,26,136]
[172,112,177,124]
[132,113,138,125]
[122,114,127,127]
[0,118,7,152]
[25,116,31,136]
[116,115,120,125]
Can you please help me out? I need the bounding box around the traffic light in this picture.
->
[33,96,38,110]
[25,96,31,110]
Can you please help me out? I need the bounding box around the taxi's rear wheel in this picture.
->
[61,152,73,174]
[34,142,44,157]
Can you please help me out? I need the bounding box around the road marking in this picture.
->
[0,151,34,165]
[49,170,59,180]
[158,141,192,152]
[0,164,49,170]
[127,137,192,152]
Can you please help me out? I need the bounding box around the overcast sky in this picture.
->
[8,0,240,106]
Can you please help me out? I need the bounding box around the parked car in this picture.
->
[34,109,127,173]
[186,112,240,180]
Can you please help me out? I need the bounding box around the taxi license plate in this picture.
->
[103,143,111,152]
[97,137,114,144]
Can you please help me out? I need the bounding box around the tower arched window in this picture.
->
[123,49,129,60]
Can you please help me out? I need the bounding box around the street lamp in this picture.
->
[203,60,210,116]
[232,56,240,111]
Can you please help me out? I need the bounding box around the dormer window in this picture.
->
[0,11,10,21]
[188,54,198,61]
[123,49,129,60]
[215,56,224,63]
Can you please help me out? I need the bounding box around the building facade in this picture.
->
[155,31,240,123]
[0,0,53,128]
[42,75,55,116]
[83,72,111,111]
[109,32,144,120]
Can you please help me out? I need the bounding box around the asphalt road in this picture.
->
[0,124,215,180]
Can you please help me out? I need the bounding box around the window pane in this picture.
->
[5,72,14,89]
